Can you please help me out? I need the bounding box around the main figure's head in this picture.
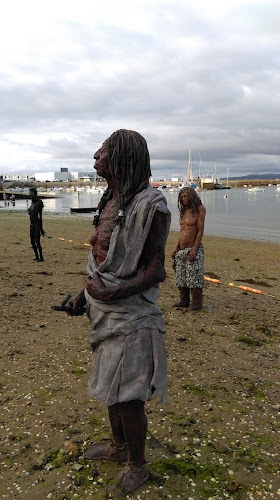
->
[29,187,38,200]
[93,129,151,226]
[98,129,151,194]
[178,186,202,216]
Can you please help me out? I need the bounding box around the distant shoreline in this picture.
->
[1,176,280,193]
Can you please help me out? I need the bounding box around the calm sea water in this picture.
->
[1,187,279,243]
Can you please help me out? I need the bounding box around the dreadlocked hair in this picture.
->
[108,129,151,224]
[178,186,202,218]
[92,129,151,227]
[92,188,113,227]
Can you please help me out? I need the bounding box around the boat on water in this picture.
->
[224,168,231,189]
[214,180,231,190]
[200,163,220,190]
[85,187,105,194]
[214,183,227,190]
[2,188,59,198]
[276,185,280,191]
[247,187,265,192]
[70,207,98,213]
[200,176,216,190]
[180,150,198,189]
[201,165,232,190]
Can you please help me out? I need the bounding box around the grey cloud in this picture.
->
[1,2,280,178]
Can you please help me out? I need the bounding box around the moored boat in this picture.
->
[247,187,265,192]
[214,183,227,189]
[70,207,97,213]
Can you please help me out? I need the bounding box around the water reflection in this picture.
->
[1,188,279,242]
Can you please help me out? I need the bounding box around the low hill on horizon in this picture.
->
[221,173,280,180]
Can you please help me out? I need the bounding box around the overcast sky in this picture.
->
[1,0,280,180]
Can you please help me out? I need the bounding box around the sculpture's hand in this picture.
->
[68,289,86,315]
[85,273,114,302]
[188,248,197,262]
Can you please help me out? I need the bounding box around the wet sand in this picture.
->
[0,213,279,499]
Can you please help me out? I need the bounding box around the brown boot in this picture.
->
[105,463,149,498]
[83,440,127,461]
[83,403,127,461]
[173,287,190,307]
[189,288,203,310]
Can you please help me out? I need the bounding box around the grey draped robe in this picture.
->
[85,186,171,405]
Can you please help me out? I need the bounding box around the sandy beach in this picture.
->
[0,212,279,500]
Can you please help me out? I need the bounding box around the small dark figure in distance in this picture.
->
[28,187,45,261]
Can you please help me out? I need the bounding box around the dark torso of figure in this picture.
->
[89,198,118,266]
[178,208,200,249]
[28,199,43,225]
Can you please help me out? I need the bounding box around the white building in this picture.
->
[34,171,79,182]
[1,169,103,183]
[2,173,35,182]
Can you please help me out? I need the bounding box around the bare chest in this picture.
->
[90,199,118,265]
[180,211,198,229]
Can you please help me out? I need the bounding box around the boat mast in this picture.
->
[186,149,192,184]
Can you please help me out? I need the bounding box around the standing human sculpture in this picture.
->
[172,186,206,310]
[28,187,45,262]
[67,129,171,498]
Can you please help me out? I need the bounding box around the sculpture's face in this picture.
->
[93,139,110,180]
[179,189,192,207]
[29,189,37,201]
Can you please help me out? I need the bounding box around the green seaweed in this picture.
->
[181,381,212,398]
[236,335,262,346]
[234,446,260,465]
[244,381,266,399]
[151,457,240,499]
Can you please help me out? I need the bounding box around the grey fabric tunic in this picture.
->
[85,186,171,406]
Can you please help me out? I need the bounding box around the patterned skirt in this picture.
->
[175,243,204,289]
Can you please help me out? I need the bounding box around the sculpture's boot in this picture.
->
[173,287,190,307]
[83,403,127,461]
[105,400,149,498]
[189,288,203,311]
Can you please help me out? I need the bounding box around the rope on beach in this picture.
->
[57,245,280,301]
[58,237,91,247]
[204,276,280,300]
[165,270,279,300]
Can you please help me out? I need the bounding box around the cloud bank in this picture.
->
[1,0,280,179]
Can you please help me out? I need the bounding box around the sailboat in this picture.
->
[225,168,231,189]
[181,150,198,189]
[213,167,231,189]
